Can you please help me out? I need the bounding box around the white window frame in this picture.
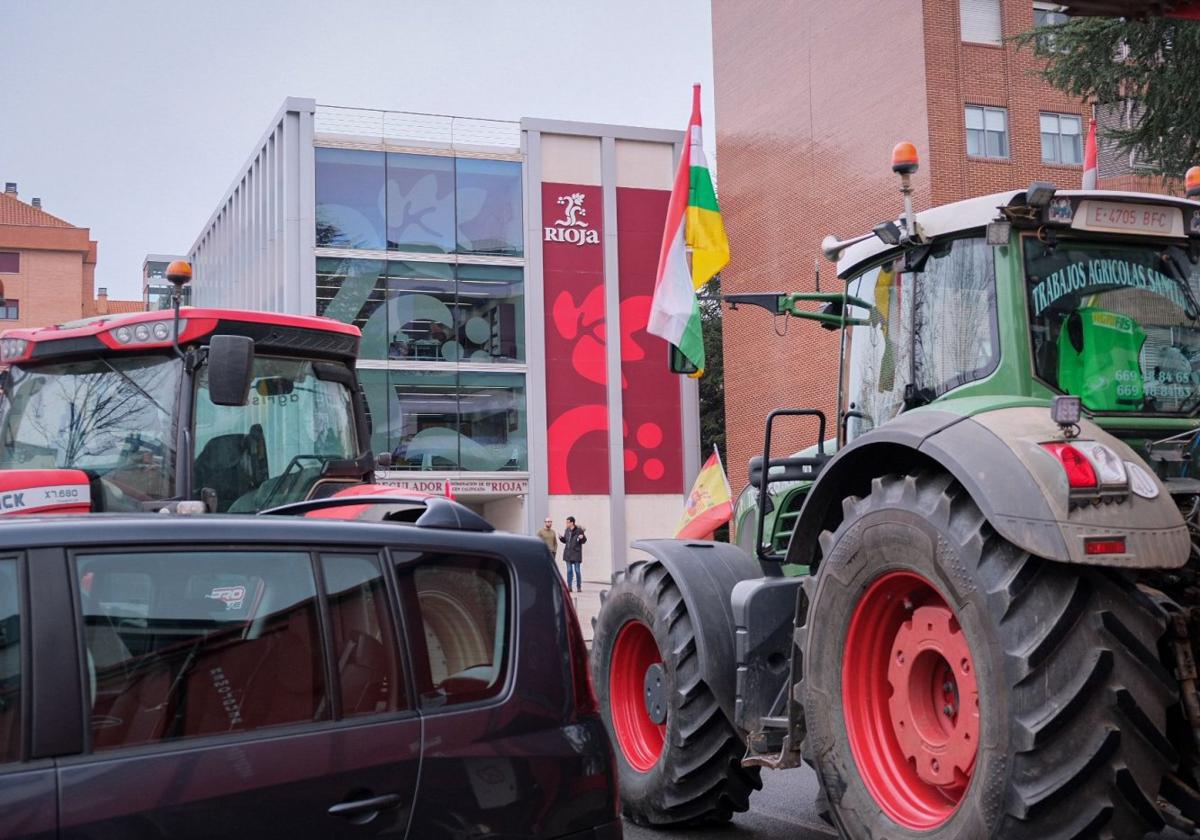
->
[1040,112,1083,165]
[966,106,1010,160]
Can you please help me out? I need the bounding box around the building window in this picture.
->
[1033,3,1070,51]
[1033,3,1069,27]
[318,258,525,364]
[966,106,1009,159]
[315,148,388,250]
[355,368,527,472]
[0,300,19,320]
[960,0,1002,45]
[1040,113,1083,165]
[455,158,523,257]
[315,148,524,258]
[386,153,456,253]
[0,253,17,274]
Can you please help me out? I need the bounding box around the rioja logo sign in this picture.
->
[545,192,600,246]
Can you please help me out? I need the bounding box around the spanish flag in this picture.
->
[648,84,730,373]
[675,447,733,539]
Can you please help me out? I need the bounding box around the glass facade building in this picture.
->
[188,98,698,572]
[311,146,527,473]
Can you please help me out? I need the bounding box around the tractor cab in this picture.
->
[0,262,375,515]
[735,154,1200,561]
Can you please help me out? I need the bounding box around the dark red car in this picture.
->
[0,499,618,839]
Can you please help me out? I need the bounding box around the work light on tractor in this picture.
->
[592,144,1200,838]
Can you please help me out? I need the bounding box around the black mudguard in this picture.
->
[629,539,765,726]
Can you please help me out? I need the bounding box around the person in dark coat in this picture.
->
[559,516,586,592]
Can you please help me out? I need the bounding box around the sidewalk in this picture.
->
[565,578,608,648]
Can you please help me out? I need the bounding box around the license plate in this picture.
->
[1074,200,1183,236]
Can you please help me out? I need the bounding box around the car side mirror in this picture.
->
[207,335,255,406]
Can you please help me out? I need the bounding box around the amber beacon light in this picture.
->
[165,260,193,284]
[1186,166,1200,199]
[891,142,919,175]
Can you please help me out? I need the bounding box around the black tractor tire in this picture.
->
[799,471,1178,840]
[591,558,762,825]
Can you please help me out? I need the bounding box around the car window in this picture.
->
[402,555,509,709]
[76,551,329,751]
[0,559,20,764]
[320,553,406,716]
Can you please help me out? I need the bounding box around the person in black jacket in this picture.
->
[559,516,587,593]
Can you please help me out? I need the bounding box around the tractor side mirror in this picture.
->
[668,343,700,375]
[207,335,255,406]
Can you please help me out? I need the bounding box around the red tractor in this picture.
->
[0,261,396,516]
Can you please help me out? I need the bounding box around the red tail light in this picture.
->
[1085,537,1126,556]
[1041,442,1098,489]
[561,580,598,715]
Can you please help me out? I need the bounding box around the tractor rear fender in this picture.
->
[785,406,1189,570]
[629,539,765,727]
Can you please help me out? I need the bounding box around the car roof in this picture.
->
[0,514,544,559]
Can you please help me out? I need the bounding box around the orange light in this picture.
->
[165,260,192,284]
[1187,166,1200,198]
[891,141,919,175]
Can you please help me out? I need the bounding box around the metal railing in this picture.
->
[314,105,520,151]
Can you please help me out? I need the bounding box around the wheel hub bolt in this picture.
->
[944,704,955,717]
[943,681,954,693]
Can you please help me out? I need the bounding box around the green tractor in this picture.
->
[591,147,1200,838]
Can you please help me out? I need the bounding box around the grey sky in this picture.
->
[1,0,715,300]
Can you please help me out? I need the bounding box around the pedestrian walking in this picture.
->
[559,516,586,592]
[537,517,558,560]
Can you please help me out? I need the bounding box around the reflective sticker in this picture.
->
[1125,461,1160,500]
[0,483,91,514]
[205,586,247,610]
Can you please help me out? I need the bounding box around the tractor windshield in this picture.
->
[0,354,181,509]
[844,236,998,435]
[1025,238,1200,414]
[192,356,358,513]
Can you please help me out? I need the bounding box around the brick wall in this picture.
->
[0,224,98,329]
[712,0,930,494]
[922,0,1161,202]
[714,0,1166,496]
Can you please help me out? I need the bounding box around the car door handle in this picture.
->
[328,793,404,818]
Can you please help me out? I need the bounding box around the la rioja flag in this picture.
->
[647,84,729,374]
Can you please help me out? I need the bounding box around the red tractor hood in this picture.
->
[0,470,93,515]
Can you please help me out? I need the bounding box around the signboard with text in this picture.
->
[375,475,530,495]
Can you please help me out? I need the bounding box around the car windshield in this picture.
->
[193,356,358,513]
[0,354,181,509]
[1025,238,1200,414]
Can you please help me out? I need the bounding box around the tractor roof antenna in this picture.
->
[164,260,192,359]
[891,142,920,240]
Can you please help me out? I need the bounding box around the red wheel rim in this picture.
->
[609,620,665,772]
[842,571,980,830]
